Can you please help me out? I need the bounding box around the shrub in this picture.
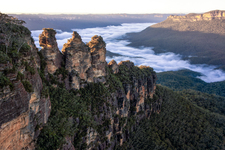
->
[0,51,11,64]
[0,73,14,90]
[22,80,33,92]
[17,71,24,80]
[20,43,31,53]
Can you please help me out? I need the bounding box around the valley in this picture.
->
[0,11,225,150]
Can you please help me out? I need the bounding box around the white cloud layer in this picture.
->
[31,23,225,83]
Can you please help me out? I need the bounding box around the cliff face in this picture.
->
[127,10,225,68]
[0,16,51,150]
[87,35,107,82]
[168,10,225,22]
[82,60,158,149]
[1,13,159,150]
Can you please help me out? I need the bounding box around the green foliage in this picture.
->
[126,85,225,149]
[105,66,123,92]
[36,86,91,150]
[157,69,225,97]
[0,51,11,63]
[22,80,33,92]
[16,71,24,81]
[54,67,69,80]
[41,83,49,98]
[20,43,31,53]
[178,90,225,116]
[0,73,14,90]
[24,61,35,75]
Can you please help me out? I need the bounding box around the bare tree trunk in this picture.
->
[17,41,25,53]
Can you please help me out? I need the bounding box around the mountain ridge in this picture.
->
[126,10,225,70]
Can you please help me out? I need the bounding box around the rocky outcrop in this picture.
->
[39,28,62,74]
[168,10,225,22]
[62,31,92,89]
[62,33,107,89]
[87,35,107,83]
[108,60,119,74]
[0,35,51,150]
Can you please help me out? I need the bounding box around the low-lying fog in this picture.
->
[31,23,225,83]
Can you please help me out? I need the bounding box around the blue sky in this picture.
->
[1,0,225,14]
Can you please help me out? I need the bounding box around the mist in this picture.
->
[31,23,225,83]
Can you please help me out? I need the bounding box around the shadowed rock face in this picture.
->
[0,34,51,150]
[62,33,107,89]
[62,31,92,89]
[39,28,62,74]
[87,35,107,82]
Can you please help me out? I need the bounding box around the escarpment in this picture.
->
[0,14,51,150]
[127,10,225,68]
[1,13,160,150]
[168,10,225,22]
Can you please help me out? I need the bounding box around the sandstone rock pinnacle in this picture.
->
[87,35,107,82]
[39,28,62,74]
[62,31,92,89]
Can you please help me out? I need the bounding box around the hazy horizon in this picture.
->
[1,0,225,14]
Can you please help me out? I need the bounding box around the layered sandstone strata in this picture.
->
[168,10,225,22]
[0,36,51,150]
[39,28,62,74]
[62,31,92,89]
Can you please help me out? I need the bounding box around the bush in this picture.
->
[0,51,11,64]
[17,71,24,81]
[0,73,14,90]
[22,80,33,92]
[20,43,31,53]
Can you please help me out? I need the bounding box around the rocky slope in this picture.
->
[127,10,225,69]
[0,14,51,150]
[36,30,158,150]
[0,13,158,150]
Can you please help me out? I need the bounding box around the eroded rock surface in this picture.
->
[87,35,107,83]
[0,35,51,150]
[39,28,62,74]
[62,31,92,89]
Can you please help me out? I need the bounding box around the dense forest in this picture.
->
[120,85,225,150]
[1,13,225,149]
[157,69,225,97]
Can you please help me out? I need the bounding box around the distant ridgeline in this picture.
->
[11,13,171,31]
[157,69,225,97]
[127,10,225,70]
[0,13,224,150]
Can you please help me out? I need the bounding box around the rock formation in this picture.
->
[39,28,62,74]
[108,59,119,74]
[0,29,51,149]
[87,35,107,83]
[62,33,107,89]
[62,31,92,89]
[0,13,159,150]
[168,10,225,22]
